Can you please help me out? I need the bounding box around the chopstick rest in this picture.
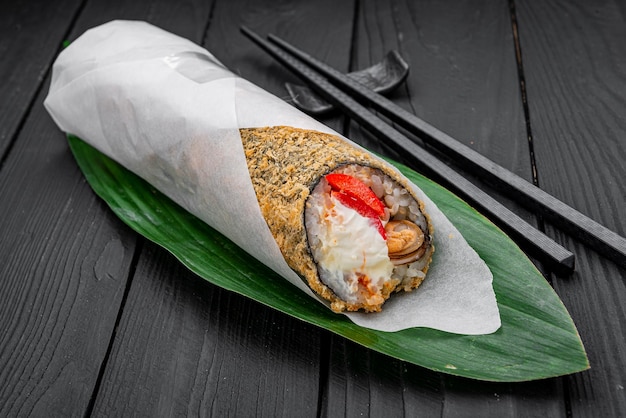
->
[240,25,575,273]
[285,50,409,114]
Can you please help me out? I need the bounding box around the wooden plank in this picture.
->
[91,243,322,417]
[65,0,212,44]
[321,339,443,417]
[0,83,138,416]
[0,2,140,416]
[206,0,356,129]
[323,0,566,416]
[515,0,626,416]
[0,0,84,158]
[350,0,531,175]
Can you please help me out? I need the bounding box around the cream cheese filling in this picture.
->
[313,195,394,302]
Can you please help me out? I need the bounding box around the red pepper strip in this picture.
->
[331,190,387,239]
[325,173,386,217]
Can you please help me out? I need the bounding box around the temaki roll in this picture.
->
[45,21,501,334]
[240,126,434,312]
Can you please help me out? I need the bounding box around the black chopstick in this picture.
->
[261,32,626,271]
[240,26,575,273]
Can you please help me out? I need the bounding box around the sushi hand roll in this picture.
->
[44,20,500,333]
[241,126,434,312]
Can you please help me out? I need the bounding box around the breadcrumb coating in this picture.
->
[239,126,433,312]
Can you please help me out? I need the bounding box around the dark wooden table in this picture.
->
[2,0,625,416]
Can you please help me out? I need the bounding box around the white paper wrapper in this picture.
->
[44,20,500,334]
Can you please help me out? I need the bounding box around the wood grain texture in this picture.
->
[66,0,213,44]
[516,0,626,234]
[0,85,137,415]
[351,0,531,177]
[0,0,212,416]
[0,0,83,158]
[322,338,443,417]
[204,0,356,135]
[516,0,626,415]
[91,243,321,417]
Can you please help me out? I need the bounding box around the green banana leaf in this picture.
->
[67,134,588,382]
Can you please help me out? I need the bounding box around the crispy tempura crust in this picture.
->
[239,126,433,312]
